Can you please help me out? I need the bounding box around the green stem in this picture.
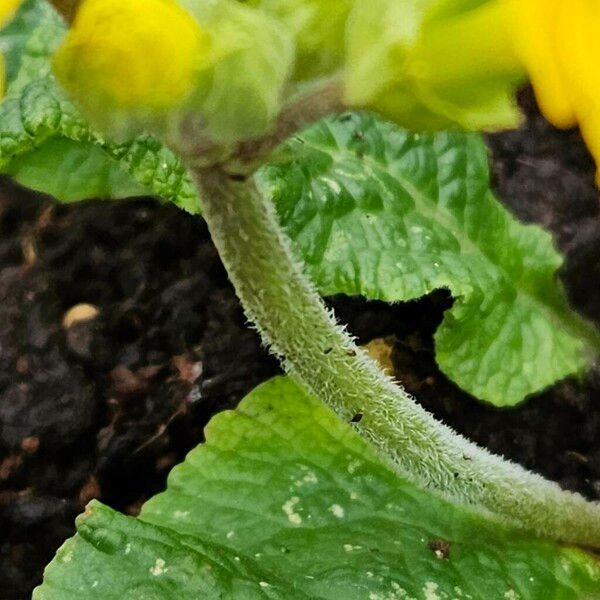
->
[193,167,600,549]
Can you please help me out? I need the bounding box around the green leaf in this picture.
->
[35,377,600,598]
[5,138,150,201]
[258,113,600,406]
[0,0,61,90]
[0,0,199,211]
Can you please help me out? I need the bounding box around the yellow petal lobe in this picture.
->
[0,0,22,27]
[506,0,576,128]
[554,0,600,181]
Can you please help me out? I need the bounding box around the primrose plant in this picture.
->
[2,0,600,598]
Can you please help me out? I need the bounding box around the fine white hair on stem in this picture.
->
[193,165,600,549]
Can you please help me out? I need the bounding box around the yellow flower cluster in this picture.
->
[54,0,209,114]
[6,0,600,182]
[0,0,23,98]
[506,0,600,179]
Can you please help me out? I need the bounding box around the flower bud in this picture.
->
[54,0,293,144]
[54,0,209,132]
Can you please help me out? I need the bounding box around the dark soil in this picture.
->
[1,89,600,598]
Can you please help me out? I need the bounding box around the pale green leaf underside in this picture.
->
[0,0,199,212]
[5,138,150,201]
[35,377,600,599]
[258,113,600,406]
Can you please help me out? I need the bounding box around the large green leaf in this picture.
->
[257,113,600,406]
[35,377,600,598]
[0,0,199,211]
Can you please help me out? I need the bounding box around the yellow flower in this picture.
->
[507,0,600,180]
[54,0,209,116]
[0,0,21,25]
[0,0,23,99]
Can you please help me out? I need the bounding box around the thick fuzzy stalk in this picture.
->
[194,167,600,548]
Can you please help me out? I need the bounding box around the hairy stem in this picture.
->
[192,166,600,548]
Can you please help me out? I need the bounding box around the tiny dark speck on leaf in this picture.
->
[428,539,451,560]
[228,173,247,182]
[323,347,333,355]
[339,113,353,122]
[351,413,363,423]
[353,131,365,141]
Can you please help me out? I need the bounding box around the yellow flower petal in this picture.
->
[0,0,22,28]
[506,0,576,128]
[54,0,209,114]
[554,0,600,181]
